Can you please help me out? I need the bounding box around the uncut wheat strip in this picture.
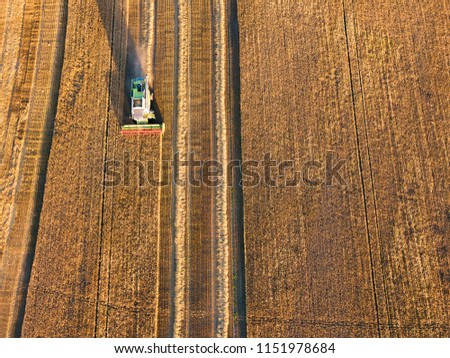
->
[211,0,229,338]
[172,0,190,337]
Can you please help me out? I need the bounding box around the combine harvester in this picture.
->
[121,75,165,135]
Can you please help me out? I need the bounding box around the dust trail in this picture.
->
[125,39,146,81]
[172,0,190,337]
[212,0,230,337]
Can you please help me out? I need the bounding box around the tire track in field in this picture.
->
[171,0,190,337]
[211,0,229,337]
[341,1,381,336]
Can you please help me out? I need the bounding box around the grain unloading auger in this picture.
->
[121,75,165,135]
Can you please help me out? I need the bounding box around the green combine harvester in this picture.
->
[121,75,165,135]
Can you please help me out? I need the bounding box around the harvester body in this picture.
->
[121,75,164,135]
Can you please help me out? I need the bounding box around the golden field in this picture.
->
[0,0,448,337]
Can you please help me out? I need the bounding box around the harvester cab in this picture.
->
[121,75,165,135]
